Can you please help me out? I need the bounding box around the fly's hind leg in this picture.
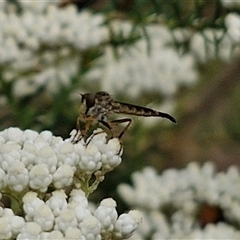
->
[85,120,112,146]
[107,118,132,154]
[85,118,131,154]
[108,118,132,139]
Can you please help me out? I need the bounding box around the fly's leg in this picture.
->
[108,118,132,139]
[85,121,111,146]
[72,115,94,144]
[71,116,82,144]
[108,118,132,154]
[86,118,132,143]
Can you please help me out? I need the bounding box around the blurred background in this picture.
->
[0,0,240,216]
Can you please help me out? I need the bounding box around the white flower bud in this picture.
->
[57,142,79,169]
[69,202,91,223]
[69,189,88,208]
[33,204,54,231]
[79,215,101,240]
[100,138,122,169]
[54,208,78,232]
[21,129,39,142]
[0,216,12,239]
[36,231,50,239]
[6,160,29,192]
[36,145,57,172]
[39,130,53,141]
[114,210,142,239]
[65,227,82,239]
[94,198,118,231]
[17,222,42,240]
[79,144,102,173]
[48,230,64,239]
[29,163,52,192]
[11,215,25,237]
[4,127,23,143]
[53,164,74,188]
[46,190,68,217]
[23,192,44,221]
[21,142,37,168]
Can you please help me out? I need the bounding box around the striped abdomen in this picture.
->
[112,101,176,123]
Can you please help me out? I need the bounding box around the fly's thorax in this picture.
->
[95,92,113,110]
[84,103,110,121]
[81,91,112,117]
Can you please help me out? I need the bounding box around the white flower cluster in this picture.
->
[0,127,143,239]
[0,127,121,193]
[190,12,240,62]
[0,189,142,239]
[221,0,240,9]
[1,0,240,103]
[86,22,197,98]
[0,1,108,97]
[225,13,240,44]
[118,162,240,239]
[190,28,239,62]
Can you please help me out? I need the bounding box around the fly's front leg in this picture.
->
[72,115,82,143]
[72,114,94,144]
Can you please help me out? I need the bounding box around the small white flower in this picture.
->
[11,215,25,237]
[94,198,118,231]
[69,202,91,224]
[79,144,102,173]
[1,151,21,173]
[17,222,42,240]
[0,216,12,239]
[23,192,45,221]
[56,141,79,168]
[53,164,74,188]
[5,160,29,192]
[118,167,162,209]
[79,215,102,240]
[29,163,53,192]
[69,189,88,208]
[54,208,78,232]
[101,139,122,170]
[39,130,53,142]
[36,145,57,172]
[65,226,82,239]
[21,129,39,142]
[33,204,54,231]
[47,230,65,239]
[3,127,24,143]
[46,190,68,217]
[36,231,50,240]
[21,142,37,169]
[0,142,21,155]
[114,210,142,239]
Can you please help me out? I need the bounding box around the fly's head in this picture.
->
[80,93,95,114]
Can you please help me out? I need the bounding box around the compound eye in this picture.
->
[81,93,95,109]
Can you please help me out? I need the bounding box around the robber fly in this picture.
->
[72,91,176,144]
